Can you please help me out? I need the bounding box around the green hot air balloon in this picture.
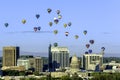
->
[75,35,79,39]
[49,22,53,27]
[54,30,58,35]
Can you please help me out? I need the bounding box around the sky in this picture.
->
[0,0,120,57]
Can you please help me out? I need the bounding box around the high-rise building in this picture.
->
[82,53,103,71]
[3,46,20,66]
[34,57,43,72]
[49,43,69,71]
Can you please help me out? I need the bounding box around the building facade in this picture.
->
[49,43,69,71]
[3,46,20,66]
[82,53,103,71]
[17,58,30,70]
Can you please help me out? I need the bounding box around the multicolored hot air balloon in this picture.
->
[68,22,72,26]
[75,35,79,39]
[22,19,26,24]
[58,15,62,19]
[49,22,53,27]
[88,49,92,53]
[56,10,60,14]
[54,18,59,24]
[86,44,90,48]
[4,23,9,27]
[65,32,69,36]
[34,27,37,32]
[83,30,87,35]
[54,30,58,35]
[101,47,105,51]
[47,8,52,13]
[64,23,67,28]
[36,14,40,19]
[89,40,94,44]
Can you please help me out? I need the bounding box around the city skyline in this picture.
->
[0,0,120,57]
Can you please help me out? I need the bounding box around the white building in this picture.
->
[48,43,69,71]
[17,58,30,70]
[82,53,103,71]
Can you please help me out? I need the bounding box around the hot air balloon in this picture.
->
[37,27,41,31]
[101,47,105,51]
[34,27,37,32]
[75,35,79,39]
[56,10,60,14]
[54,18,59,24]
[58,15,62,19]
[36,14,40,19]
[4,23,9,27]
[54,30,58,35]
[65,32,69,36]
[49,22,53,27]
[68,22,72,26]
[47,8,52,13]
[86,44,90,48]
[83,30,87,35]
[89,40,94,44]
[54,43,58,47]
[64,23,67,28]
[88,49,92,53]
[22,19,26,24]
[85,51,88,54]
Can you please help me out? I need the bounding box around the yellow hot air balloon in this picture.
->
[64,24,67,28]
[75,35,79,39]
[22,19,26,24]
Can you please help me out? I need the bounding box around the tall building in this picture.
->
[3,46,20,66]
[49,43,69,71]
[34,57,43,72]
[82,53,103,71]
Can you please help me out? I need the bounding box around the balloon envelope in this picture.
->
[54,30,58,34]
[36,14,40,19]
[65,32,69,36]
[47,8,52,13]
[58,15,62,19]
[88,49,92,53]
[75,35,79,39]
[37,27,41,31]
[86,44,90,48]
[34,27,37,32]
[89,40,94,44]
[56,10,60,14]
[54,18,59,24]
[68,22,72,26]
[4,23,9,27]
[49,22,53,27]
[22,19,26,24]
[83,30,87,35]
[101,47,105,51]
[64,24,67,28]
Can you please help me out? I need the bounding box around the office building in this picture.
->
[49,43,69,71]
[3,46,20,66]
[83,53,103,71]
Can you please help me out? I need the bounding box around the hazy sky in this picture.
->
[0,0,120,57]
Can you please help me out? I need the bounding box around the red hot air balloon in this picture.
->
[86,44,90,48]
